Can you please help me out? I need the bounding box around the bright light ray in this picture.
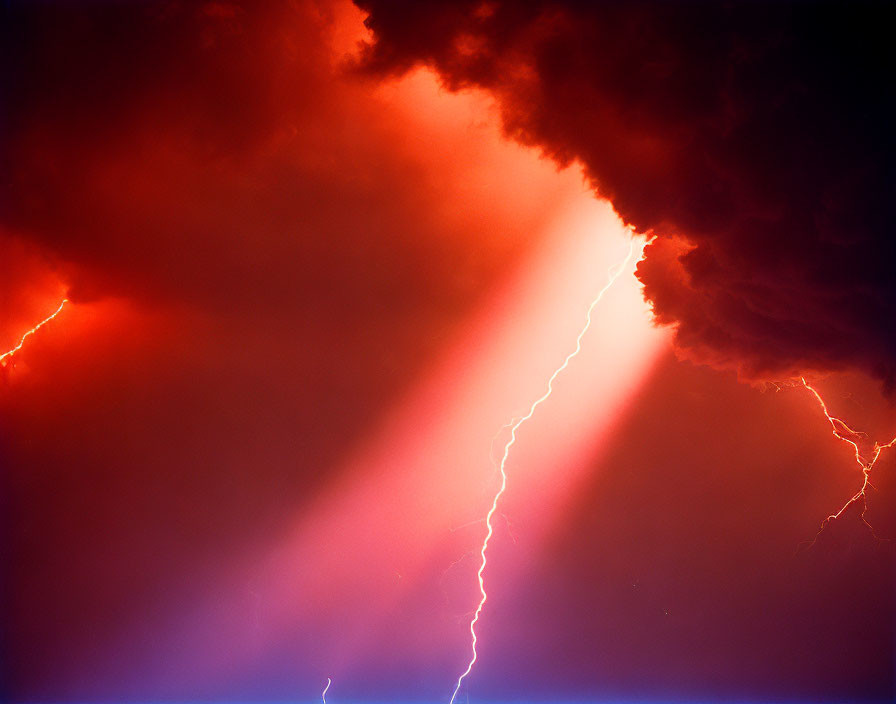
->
[448,238,643,704]
[322,677,332,704]
[109,153,669,699]
[0,299,68,367]
[800,377,896,541]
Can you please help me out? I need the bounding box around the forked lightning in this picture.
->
[448,237,649,704]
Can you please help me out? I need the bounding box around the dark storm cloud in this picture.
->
[355,0,896,389]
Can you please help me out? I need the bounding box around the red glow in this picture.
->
[134,187,668,690]
[0,299,68,368]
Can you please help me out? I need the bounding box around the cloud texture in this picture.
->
[356,0,896,388]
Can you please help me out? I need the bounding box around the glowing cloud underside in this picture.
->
[0,299,68,367]
[448,238,645,704]
[801,377,896,540]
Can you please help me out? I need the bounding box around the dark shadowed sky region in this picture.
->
[1,2,894,703]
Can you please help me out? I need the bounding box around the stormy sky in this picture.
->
[1,2,894,702]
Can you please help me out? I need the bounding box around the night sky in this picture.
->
[1,1,894,702]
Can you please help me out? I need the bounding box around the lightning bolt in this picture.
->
[322,677,331,704]
[800,377,896,542]
[448,236,646,704]
[0,299,68,368]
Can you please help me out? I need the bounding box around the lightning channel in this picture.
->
[800,377,896,542]
[448,236,646,704]
[322,677,331,704]
[0,299,68,367]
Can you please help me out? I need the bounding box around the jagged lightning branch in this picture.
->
[448,237,645,704]
[800,377,896,541]
[0,299,68,367]
[321,677,332,704]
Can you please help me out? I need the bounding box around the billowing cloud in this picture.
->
[2,2,894,702]
[355,0,896,389]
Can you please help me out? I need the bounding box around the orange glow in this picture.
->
[448,237,645,704]
[800,377,896,540]
[0,298,68,367]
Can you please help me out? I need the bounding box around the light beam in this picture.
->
[448,236,647,704]
[0,298,68,367]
